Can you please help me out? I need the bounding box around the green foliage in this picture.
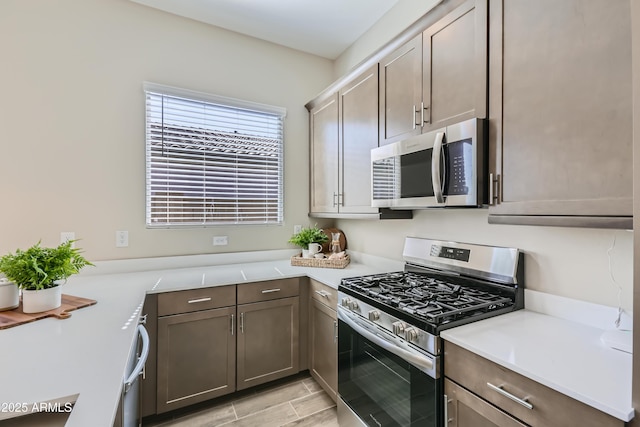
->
[288,225,328,248]
[0,241,93,290]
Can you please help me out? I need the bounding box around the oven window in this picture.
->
[338,320,441,427]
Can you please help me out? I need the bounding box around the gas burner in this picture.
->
[341,270,518,327]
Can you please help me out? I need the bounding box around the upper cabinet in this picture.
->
[309,65,380,217]
[339,65,380,215]
[309,94,339,214]
[379,0,488,146]
[379,35,423,145]
[488,0,633,229]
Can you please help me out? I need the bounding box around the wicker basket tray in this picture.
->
[290,254,350,269]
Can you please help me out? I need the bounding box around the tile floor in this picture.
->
[145,373,338,427]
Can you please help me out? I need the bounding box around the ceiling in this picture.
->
[130,0,399,59]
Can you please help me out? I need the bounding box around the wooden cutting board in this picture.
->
[0,294,97,330]
[322,228,347,253]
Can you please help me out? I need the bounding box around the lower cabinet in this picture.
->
[445,378,526,427]
[308,279,338,402]
[151,278,303,415]
[444,341,625,427]
[156,306,236,413]
[237,296,300,390]
[309,298,337,402]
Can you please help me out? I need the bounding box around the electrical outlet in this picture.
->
[294,225,302,234]
[60,232,75,248]
[116,230,129,248]
[213,236,228,246]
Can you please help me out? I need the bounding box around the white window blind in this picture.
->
[144,83,285,227]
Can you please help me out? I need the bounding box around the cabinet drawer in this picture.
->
[309,279,338,309]
[237,278,299,304]
[445,378,526,427]
[158,285,236,316]
[444,342,624,427]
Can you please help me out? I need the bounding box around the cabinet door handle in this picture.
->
[413,105,420,129]
[261,288,281,294]
[187,297,212,304]
[230,314,234,336]
[444,394,452,424]
[333,192,338,207]
[315,290,331,298]
[422,101,429,125]
[334,321,338,343]
[240,312,244,333]
[487,382,533,410]
[489,173,500,205]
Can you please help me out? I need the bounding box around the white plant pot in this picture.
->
[302,249,311,258]
[0,278,19,311]
[22,285,62,313]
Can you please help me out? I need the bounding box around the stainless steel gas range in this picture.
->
[337,237,524,427]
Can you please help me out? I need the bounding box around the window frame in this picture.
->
[143,82,286,228]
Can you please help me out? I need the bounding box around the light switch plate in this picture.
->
[116,231,129,247]
[60,232,75,247]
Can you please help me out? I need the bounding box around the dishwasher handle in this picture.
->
[124,324,150,393]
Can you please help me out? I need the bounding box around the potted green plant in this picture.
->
[0,275,19,311]
[288,225,328,258]
[0,240,93,313]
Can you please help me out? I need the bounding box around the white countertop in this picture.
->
[441,290,634,422]
[0,250,401,427]
[0,251,633,425]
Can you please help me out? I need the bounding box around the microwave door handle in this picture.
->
[431,132,445,204]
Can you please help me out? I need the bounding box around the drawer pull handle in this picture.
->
[261,288,281,294]
[487,382,533,410]
[187,297,212,304]
[315,290,331,298]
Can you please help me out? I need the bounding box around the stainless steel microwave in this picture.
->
[371,118,486,209]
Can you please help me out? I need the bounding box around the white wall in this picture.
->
[333,1,634,313]
[0,0,333,261]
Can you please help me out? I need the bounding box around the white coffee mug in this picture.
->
[308,243,322,256]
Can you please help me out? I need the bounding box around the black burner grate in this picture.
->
[341,271,514,326]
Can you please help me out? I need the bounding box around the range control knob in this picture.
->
[368,310,380,321]
[348,300,359,311]
[405,328,419,343]
[392,321,406,336]
[341,298,351,308]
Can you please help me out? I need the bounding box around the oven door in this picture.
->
[337,308,442,427]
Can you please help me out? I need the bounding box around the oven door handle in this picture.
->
[338,309,436,377]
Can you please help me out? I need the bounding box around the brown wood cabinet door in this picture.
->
[156,306,236,413]
[445,378,527,427]
[237,296,300,390]
[310,94,339,214]
[488,0,632,227]
[423,0,487,131]
[379,34,423,146]
[309,298,337,402]
[339,64,380,214]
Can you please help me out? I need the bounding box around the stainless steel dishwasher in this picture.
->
[121,321,150,427]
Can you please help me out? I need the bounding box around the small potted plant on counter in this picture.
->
[288,225,329,258]
[0,240,93,313]
[0,275,19,311]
